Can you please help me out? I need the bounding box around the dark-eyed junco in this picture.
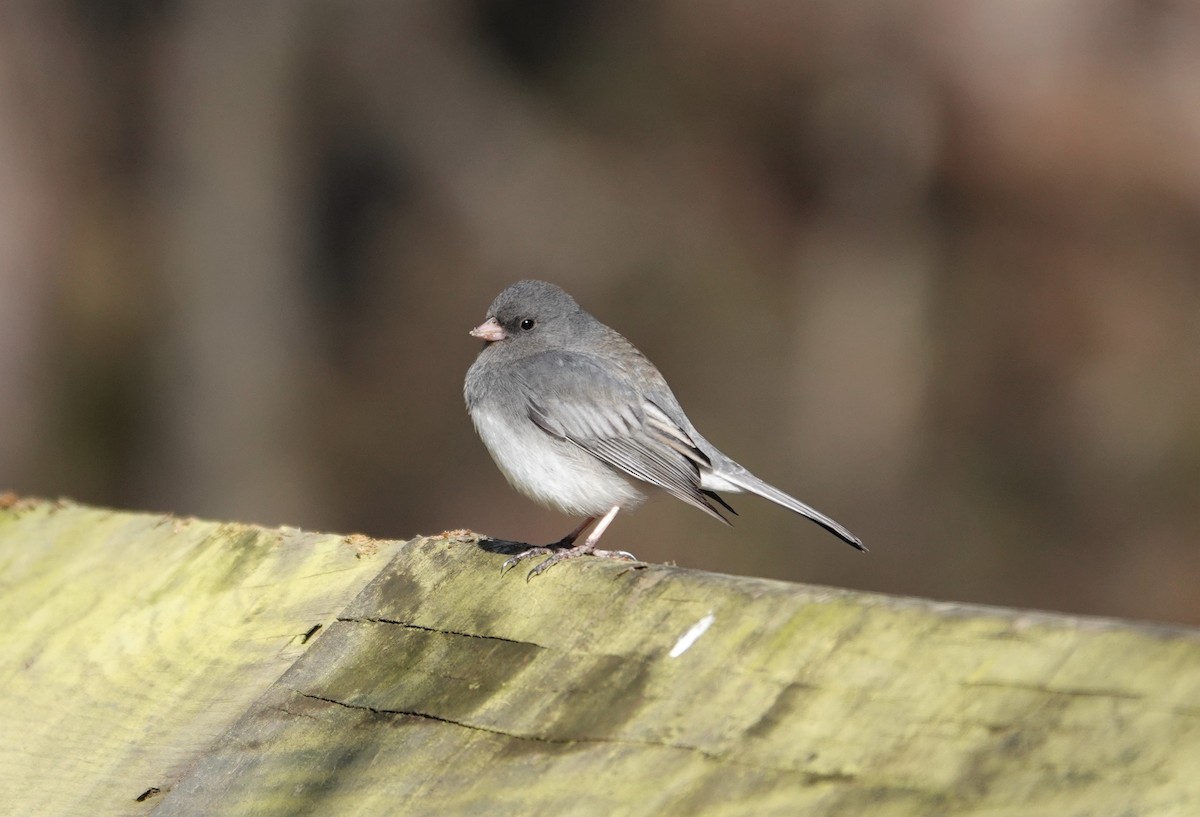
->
[465,280,864,578]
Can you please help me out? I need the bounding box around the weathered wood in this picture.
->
[0,497,403,816]
[2,498,1199,816]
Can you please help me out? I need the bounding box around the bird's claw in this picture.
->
[501,544,640,581]
[499,547,555,576]
[499,542,643,580]
[597,549,638,562]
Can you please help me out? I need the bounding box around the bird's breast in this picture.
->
[469,406,644,517]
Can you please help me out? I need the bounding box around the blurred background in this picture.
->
[2,1,1198,625]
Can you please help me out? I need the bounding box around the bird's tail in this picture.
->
[717,469,866,552]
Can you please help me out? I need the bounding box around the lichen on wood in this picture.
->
[1,498,1198,816]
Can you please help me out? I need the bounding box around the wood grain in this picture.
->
[2,499,1198,816]
[0,498,402,816]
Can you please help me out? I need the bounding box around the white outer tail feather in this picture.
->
[701,467,865,551]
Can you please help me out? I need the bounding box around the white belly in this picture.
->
[471,408,644,516]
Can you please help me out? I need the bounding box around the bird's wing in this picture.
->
[510,351,733,522]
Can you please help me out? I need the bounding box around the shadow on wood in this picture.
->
[1,497,1198,816]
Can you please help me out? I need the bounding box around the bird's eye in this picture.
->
[520,318,535,331]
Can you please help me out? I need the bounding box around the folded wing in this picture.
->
[513,351,733,523]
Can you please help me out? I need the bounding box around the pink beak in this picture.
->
[470,317,506,343]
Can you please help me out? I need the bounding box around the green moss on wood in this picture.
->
[2,498,1198,817]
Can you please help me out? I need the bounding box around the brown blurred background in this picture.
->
[2,1,1198,625]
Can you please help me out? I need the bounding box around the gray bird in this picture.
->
[464,280,864,578]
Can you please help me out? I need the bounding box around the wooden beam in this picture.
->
[0,496,402,815]
[2,497,1197,816]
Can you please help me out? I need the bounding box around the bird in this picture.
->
[464,280,864,579]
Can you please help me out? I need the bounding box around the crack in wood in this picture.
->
[289,688,857,780]
[134,786,162,802]
[294,690,718,758]
[961,680,1146,700]
[334,616,549,649]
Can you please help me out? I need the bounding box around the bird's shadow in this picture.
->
[474,536,649,578]
[476,537,548,556]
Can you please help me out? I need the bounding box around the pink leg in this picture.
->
[559,516,597,546]
[580,505,622,550]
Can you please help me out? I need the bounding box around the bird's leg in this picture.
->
[499,516,594,576]
[513,506,637,581]
[554,516,599,548]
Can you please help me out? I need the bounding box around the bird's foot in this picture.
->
[497,531,577,575]
[499,546,555,576]
[501,542,638,581]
